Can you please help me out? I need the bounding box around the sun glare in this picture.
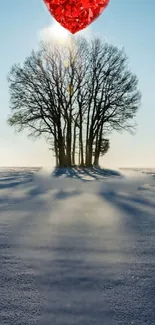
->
[40,21,71,45]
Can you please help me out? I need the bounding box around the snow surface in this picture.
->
[0,166,155,324]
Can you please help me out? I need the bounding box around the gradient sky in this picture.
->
[0,0,155,167]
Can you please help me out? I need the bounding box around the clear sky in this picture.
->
[0,0,155,167]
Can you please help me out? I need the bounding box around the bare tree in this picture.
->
[7,37,141,167]
[93,138,110,166]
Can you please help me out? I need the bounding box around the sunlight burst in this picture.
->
[40,21,71,45]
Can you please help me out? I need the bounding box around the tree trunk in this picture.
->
[57,119,66,167]
[72,123,77,165]
[78,132,81,165]
[85,126,93,166]
[53,124,59,167]
[93,148,100,165]
[58,140,65,166]
[86,139,93,166]
[94,156,99,166]
[65,100,72,166]
[87,151,93,166]
[66,122,72,166]
[85,112,90,165]
[54,140,59,166]
[80,134,84,166]
[79,107,84,166]
[93,124,103,166]
[93,131,99,166]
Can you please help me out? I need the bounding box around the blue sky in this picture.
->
[0,0,155,167]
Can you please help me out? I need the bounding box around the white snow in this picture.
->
[0,166,155,324]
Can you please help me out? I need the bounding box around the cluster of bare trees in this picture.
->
[7,37,141,167]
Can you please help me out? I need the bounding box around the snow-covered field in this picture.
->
[1,166,155,324]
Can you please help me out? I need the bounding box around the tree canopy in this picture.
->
[7,37,141,167]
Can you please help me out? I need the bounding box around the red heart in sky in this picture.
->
[43,0,110,34]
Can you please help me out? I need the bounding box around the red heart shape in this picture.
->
[43,0,110,34]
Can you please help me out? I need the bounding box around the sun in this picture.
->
[52,21,69,41]
[40,20,71,45]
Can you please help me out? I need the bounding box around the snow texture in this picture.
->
[0,166,155,324]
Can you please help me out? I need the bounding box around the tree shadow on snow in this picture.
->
[99,185,155,236]
[0,168,82,213]
[98,185,155,324]
[1,168,155,324]
[20,219,118,325]
[52,167,122,181]
[0,166,122,212]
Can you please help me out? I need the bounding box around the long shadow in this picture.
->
[81,167,122,179]
[4,174,122,324]
[93,167,123,177]
[128,195,155,210]
[98,187,155,325]
[0,168,43,324]
[0,178,31,189]
[52,167,85,181]
[0,169,35,190]
[28,214,155,325]
[79,168,99,179]
[0,171,35,211]
[21,218,118,325]
[54,189,81,200]
[99,188,155,235]
[52,167,122,181]
[0,168,86,213]
[2,168,155,324]
[0,220,43,325]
